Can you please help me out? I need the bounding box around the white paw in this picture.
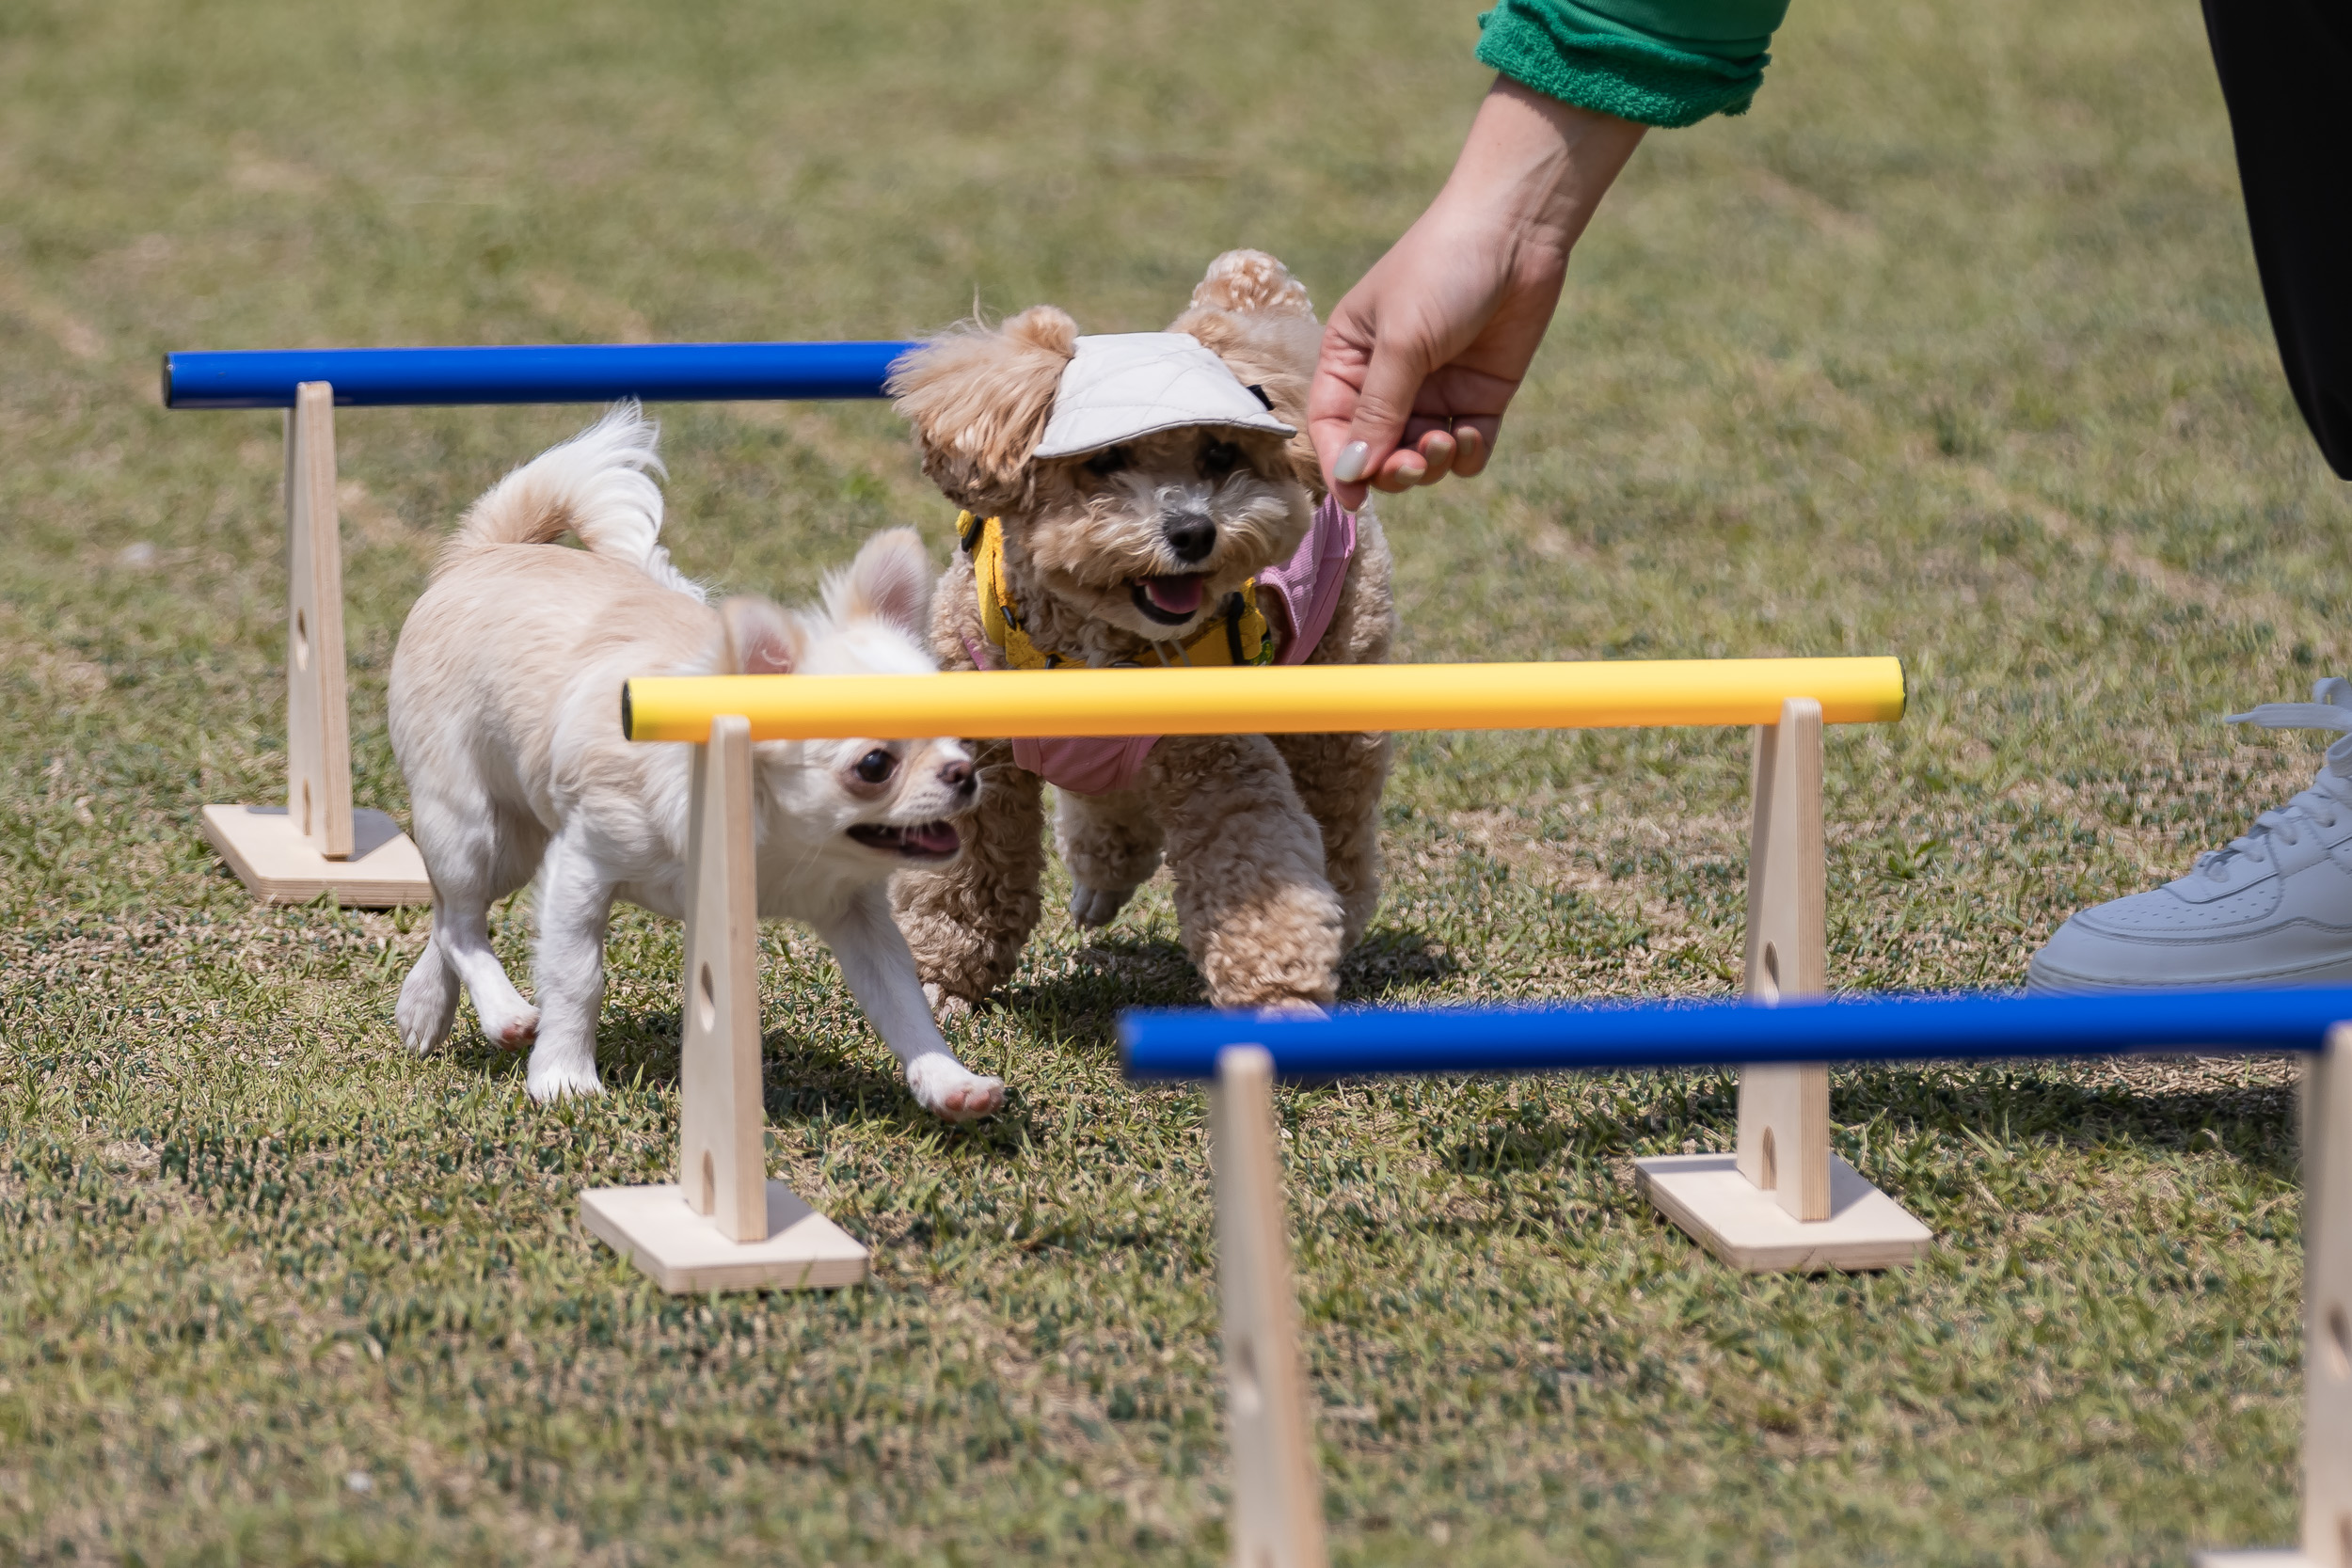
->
[1070,882,1136,928]
[526,1050,603,1103]
[396,956,458,1055]
[1256,999,1327,1022]
[476,1000,540,1051]
[905,1052,1005,1122]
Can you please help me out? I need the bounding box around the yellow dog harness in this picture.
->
[958,511,1276,671]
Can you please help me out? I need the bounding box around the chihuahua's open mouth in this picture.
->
[1132,574,1207,626]
[846,820,961,860]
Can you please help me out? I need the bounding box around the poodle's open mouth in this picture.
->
[1132,574,1207,625]
[846,820,961,860]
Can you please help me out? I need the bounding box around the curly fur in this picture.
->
[889,251,1398,1011]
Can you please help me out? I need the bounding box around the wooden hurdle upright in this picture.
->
[2201,1020,2352,1567]
[1212,1046,1327,1568]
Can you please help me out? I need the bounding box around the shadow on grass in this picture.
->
[996,935,1203,1053]
[1414,1062,2296,1186]
[1338,925,1457,1001]
[975,924,1461,1058]
[757,1026,1044,1148]
[1838,1061,2300,1182]
[558,1009,1037,1148]
[764,1071,1046,1155]
[437,1024,531,1087]
[570,918,1460,1106]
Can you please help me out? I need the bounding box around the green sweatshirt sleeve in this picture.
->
[1476,0,1792,128]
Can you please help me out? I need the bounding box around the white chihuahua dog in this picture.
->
[388,404,1006,1118]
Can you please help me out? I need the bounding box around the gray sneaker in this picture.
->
[2026,678,2352,994]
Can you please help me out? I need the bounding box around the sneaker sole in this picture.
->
[2026,953,2352,996]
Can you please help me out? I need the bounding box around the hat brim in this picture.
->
[1028,331,1300,462]
[1032,410,1298,461]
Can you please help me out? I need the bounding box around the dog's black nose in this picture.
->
[1164,514,1216,564]
[940,757,975,791]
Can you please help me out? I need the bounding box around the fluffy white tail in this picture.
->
[445,402,702,600]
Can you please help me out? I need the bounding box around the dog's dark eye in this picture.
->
[1200,439,1240,478]
[1085,446,1131,478]
[853,749,897,784]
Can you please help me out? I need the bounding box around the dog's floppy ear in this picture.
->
[719,595,806,675]
[823,527,933,639]
[1170,252,1325,495]
[887,305,1078,515]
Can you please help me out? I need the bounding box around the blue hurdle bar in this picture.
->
[162,341,916,409]
[1119,989,2352,1082]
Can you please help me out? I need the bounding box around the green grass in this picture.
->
[2,0,2346,1560]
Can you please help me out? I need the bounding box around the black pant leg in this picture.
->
[2201,0,2352,479]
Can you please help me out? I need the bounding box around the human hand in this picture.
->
[1311,81,1645,509]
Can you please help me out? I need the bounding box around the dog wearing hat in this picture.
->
[885,250,1396,1014]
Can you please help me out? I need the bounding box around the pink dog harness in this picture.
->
[961,494,1359,796]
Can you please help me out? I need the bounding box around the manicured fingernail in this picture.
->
[1331,441,1371,483]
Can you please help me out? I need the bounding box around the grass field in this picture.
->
[4,0,2350,1560]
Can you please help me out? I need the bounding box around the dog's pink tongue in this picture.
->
[907,822,960,855]
[1143,575,1206,615]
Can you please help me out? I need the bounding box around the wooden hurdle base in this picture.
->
[1633,698,1931,1273]
[208,381,431,909]
[199,804,430,907]
[580,716,867,1294]
[1634,1153,1930,1273]
[581,1180,866,1293]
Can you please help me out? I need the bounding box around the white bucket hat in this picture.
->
[1030,332,1296,460]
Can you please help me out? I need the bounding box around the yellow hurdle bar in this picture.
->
[622,657,1904,743]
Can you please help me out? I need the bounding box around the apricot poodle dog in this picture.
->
[885,250,1396,1013]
